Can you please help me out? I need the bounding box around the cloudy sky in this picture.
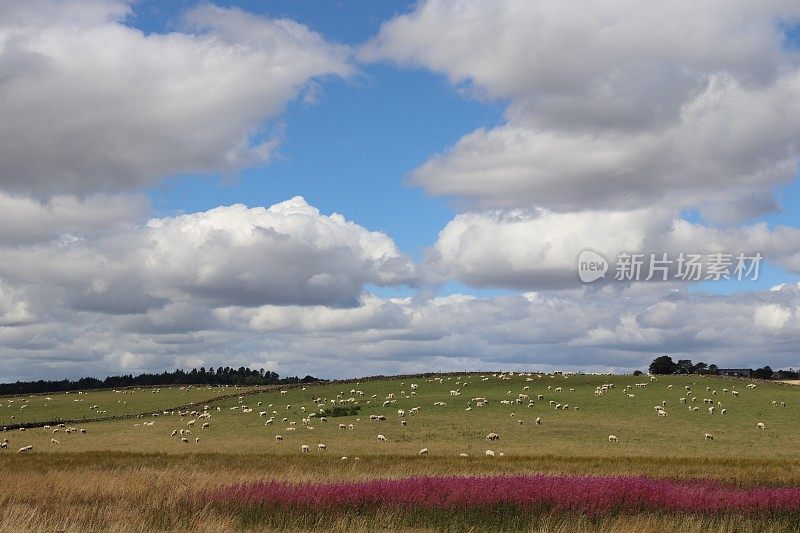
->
[1,0,800,381]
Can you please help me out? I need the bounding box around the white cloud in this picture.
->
[753,304,791,334]
[364,0,800,216]
[425,207,800,289]
[0,192,147,245]
[0,197,416,314]
[0,0,352,196]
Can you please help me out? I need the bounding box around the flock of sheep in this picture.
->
[0,372,792,456]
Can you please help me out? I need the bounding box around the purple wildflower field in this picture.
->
[203,475,800,516]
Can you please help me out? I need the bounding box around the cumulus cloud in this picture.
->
[363,0,800,216]
[425,207,800,289]
[0,0,352,196]
[8,282,800,381]
[0,197,416,315]
[0,192,147,245]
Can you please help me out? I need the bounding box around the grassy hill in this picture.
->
[3,373,798,460]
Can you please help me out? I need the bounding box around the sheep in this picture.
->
[195,437,200,443]
[535,417,542,425]
[757,422,766,430]
[377,434,387,442]
[181,437,188,443]
[17,445,32,453]
[202,422,210,429]
[301,444,310,452]
[318,443,327,451]
[275,435,284,442]
[459,453,469,457]
[608,435,618,443]
[485,450,495,457]
[418,448,429,455]
[485,432,500,441]
[341,456,348,460]
[401,420,408,426]
[704,433,714,441]
[708,406,715,414]
[50,438,60,445]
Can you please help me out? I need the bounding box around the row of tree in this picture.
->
[648,356,719,375]
[648,355,799,379]
[0,367,321,396]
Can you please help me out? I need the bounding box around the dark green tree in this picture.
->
[649,355,678,375]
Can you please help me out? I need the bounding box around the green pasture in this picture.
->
[3,373,798,461]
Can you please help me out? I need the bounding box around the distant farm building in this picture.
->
[716,368,753,377]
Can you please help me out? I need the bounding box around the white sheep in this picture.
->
[418,448,429,455]
[318,443,327,451]
[301,444,310,452]
[608,435,618,443]
[757,422,766,430]
[704,433,714,441]
[377,434,386,442]
[50,438,60,445]
[275,435,283,442]
[485,450,495,457]
[485,432,500,441]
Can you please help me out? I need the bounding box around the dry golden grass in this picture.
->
[1,452,800,531]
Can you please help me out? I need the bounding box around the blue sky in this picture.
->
[137,1,506,263]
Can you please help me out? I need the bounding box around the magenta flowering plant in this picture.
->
[202,475,800,516]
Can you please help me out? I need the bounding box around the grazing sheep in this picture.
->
[535,417,542,425]
[301,445,310,452]
[202,422,210,429]
[318,443,327,451]
[195,437,200,443]
[757,422,766,430]
[401,420,407,426]
[704,433,714,441]
[50,438,60,445]
[485,450,495,457]
[377,434,387,442]
[181,437,188,443]
[708,406,715,414]
[459,453,469,457]
[418,448,429,455]
[608,435,618,443]
[17,445,32,453]
[485,432,500,441]
[275,435,283,442]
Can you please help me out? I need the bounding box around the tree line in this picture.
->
[648,355,798,379]
[0,367,321,396]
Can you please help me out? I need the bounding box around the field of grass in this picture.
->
[0,385,260,427]
[1,372,799,531]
